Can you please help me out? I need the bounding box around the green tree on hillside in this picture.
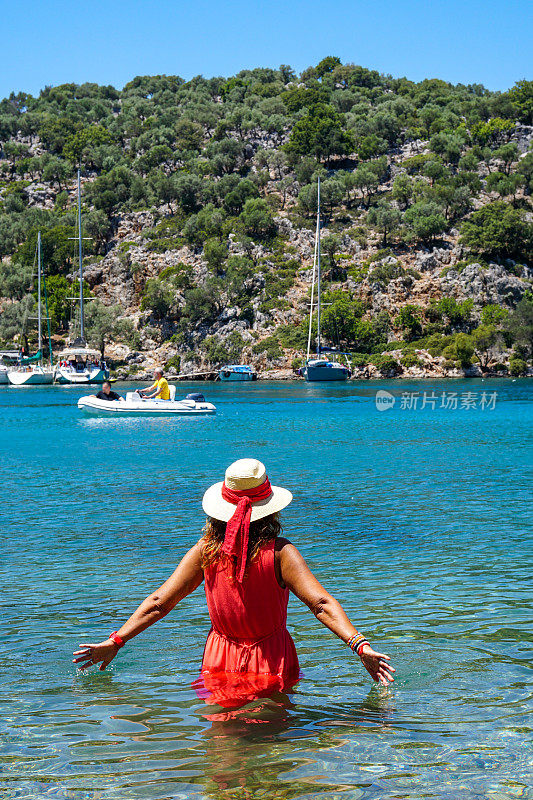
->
[404,201,447,244]
[367,202,401,246]
[285,103,354,161]
[460,202,533,261]
[508,80,533,124]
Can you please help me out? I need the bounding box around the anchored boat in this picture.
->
[55,347,108,384]
[7,232,54,386]
[78,389,216,416]
[0,351,20,385]
[303,177,351,383]
[54,170,110,386]
[304,357,351,381]
[219,364,256,382]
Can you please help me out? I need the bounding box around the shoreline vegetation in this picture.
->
[0,58,532,381]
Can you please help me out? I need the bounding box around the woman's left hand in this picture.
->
[359,644,395,686]
[72,640,118,671]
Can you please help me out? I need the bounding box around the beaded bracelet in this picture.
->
[347,633,370,656]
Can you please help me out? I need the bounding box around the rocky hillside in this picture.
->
[0,60,532,379]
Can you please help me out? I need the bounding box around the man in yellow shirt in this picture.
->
[139,367,170,400]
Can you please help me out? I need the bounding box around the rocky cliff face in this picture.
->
[1,102,532,379]
[89,206,532,380]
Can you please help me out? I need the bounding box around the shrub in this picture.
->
[204,237,228,272]
[181,286,220,325]
[165,355,181,373]
[203,331,244,364]
[395,304,423,341]
[252,335,282,358]
[285,102,355,161]
[239,198,277,241]
[277,321,312,350]
[369,258,403,287]
[140,278,174,319]
[509,356,527,376]
[403,201,448,244]
[481,304,509,326]
[115,319,142,349]
[400,352,422,368]
[442,332,474,368]
[371,353,402,375]
[460,201,533,262]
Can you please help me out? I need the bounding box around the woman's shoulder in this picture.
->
[274,536,292,552]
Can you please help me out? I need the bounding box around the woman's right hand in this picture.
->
[72,639,118,671]
[359,644,395,686]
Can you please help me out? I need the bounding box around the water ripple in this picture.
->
[0,379,532,800]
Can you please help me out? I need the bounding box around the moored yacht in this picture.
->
[0,352,19,385]
[303,178,350,383]
[55,346,108,384]
[7,232,54,386]
[53,170,109,386]
[304,358,351,381]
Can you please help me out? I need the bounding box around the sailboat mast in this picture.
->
[37,231,42,356]
[316,176,321,357]
[77,169,85,343]
[306,217,318,362]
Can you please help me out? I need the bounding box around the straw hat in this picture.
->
[202,458,293,522]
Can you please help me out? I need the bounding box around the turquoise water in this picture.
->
[1,378,532,800]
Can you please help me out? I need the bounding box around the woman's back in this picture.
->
[201,539,300,700]
[204,539,289,640]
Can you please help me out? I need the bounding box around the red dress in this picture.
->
[195,539,300,707]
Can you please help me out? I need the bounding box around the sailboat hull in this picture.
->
[304,360,350,382]
[7,368,54,386]
[54,366,109,385]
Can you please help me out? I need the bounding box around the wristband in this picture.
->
[109,631,125,648]
[356,639,370,656]
[347,633,366,651]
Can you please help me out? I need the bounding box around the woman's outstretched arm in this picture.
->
[278,539,395,686]
[72,540,204,671]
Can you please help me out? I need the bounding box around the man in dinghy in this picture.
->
[94,381,123,402]
[139,367,171,401]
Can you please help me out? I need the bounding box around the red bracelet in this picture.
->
[109,631,125,648]
[356,639,370,656]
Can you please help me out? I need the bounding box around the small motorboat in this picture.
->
[219,364,256,382]
[78,388,216,416]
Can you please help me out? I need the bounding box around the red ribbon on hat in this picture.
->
[221,478,273,582]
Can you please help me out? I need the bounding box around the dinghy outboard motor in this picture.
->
[185,392,205,402]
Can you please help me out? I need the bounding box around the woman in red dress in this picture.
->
[73,459,395,703]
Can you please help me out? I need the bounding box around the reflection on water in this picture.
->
[0,379,532,799]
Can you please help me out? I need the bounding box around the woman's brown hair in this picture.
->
[202,513,282,578]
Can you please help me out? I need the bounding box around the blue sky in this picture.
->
[1,0,531,99]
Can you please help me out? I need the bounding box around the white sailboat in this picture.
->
[304,178,351,382]
[54,170,109,385]
[0,352,19,384]
[7,232,54,386]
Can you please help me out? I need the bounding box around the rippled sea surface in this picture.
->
[1,378,532,800]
